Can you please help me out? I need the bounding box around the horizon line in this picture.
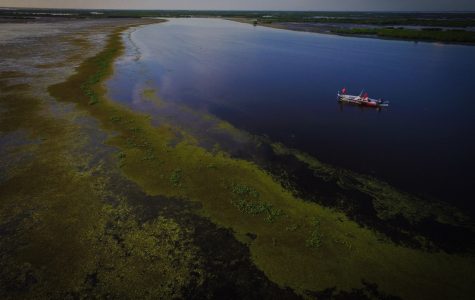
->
[1,7,475,13]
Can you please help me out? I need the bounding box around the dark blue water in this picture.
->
[109,18,475,213]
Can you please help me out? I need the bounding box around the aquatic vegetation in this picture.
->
[76,31,123,106]
[306,230,323,249]
[117,152,126,160]
[170,168,183,187]
[333,238,354,251]
[285,224,299,232]
[117,151,126,167]
[93,205,203,299]
[271,142,473,230]
[1,19,205,299]
[264,206,283,223]
[141,88,164,107]
[206,163,217,169]
[142,148,156,161]
[306,217,323,249]
[110,115,121,123]
[0,92,202,299]
[231,182,260,198]
[230,183,282,222]
[44,23,475,300]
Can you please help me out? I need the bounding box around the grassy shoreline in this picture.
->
[45,18,475,299]
[331,27,475,44]
[229,17,475,45]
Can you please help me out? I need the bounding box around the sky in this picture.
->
[0,0,474,11]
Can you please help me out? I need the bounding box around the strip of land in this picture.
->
[229,17,475,44]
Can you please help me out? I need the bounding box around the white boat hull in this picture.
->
[337,93,388,108]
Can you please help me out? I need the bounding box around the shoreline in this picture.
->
[227,17,475,45]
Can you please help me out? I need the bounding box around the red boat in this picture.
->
[337,88,389,108]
